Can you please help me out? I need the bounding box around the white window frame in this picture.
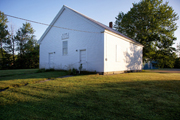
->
[62,40,68,56]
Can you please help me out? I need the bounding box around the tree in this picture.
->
[15,22,35,56]
[174,42,180,68]
[176,42,180,58]
[114,0,179,68]
[15,22,38,69]
[0,48,12,69]
[4,24,16,65]
[0,11,9,62]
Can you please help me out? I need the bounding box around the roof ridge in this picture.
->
[64,5,106,27]
[39,5,143,46]
[64,5,143,46]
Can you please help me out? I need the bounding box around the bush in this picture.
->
[67,68,79,75]
[79,70,97,75]
[67,69,72,75]
[45,69,55,72]
[174,58,180,68]
[72,68,78,75]
[37,68,57,73]
[37,68,46,73]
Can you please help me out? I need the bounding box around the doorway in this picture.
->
[79,49,86,70]
[49,53,54,69]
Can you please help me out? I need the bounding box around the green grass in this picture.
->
[0,69,38,77]
[0,70,180,119]
[0,69,67,90]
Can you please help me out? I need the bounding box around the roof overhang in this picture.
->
[104,29,144,47]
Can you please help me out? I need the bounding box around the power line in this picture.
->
[4,14,101,34]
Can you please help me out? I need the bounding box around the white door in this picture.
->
[49,53,54,69]
[80,49,86,70]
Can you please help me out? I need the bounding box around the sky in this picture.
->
[0,0,180,47]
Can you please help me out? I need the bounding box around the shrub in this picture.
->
[67,69,72,75]
[72,68,78,75]
[79,70,97,75]
[174,58,180,68]
[37,68,46,73]
[45,68,55,72]
[37,68,57,73]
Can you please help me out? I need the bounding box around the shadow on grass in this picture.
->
[0,79,180,120]
[0,70,68,90]
[0,71,68,81]
[0,69,38,77]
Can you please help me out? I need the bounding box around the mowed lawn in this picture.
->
[0,69,67,90]
[0,70,180,119]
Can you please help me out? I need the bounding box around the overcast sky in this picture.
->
[0,0,179,47]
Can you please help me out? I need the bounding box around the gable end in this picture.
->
[38,7,65,44]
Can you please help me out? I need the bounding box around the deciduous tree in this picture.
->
[15,22,38,69]
[4,24,16,65]
[15,22,35,56]
[176,42,180,58]
[0,11,9,61]
[114,0,179,68]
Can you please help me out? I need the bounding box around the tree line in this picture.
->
[0,11,39,69]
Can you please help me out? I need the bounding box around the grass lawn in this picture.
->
[0,69,38,77]
[0,70,180,119]
[0,69,67,90]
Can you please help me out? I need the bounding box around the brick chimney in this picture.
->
[109,22,113,28]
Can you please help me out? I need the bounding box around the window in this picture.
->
[116,45,122,62]
[62,41,68,55]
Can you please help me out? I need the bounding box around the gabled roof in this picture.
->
[38,5,143,47]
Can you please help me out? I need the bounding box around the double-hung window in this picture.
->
[62,41,68,55]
